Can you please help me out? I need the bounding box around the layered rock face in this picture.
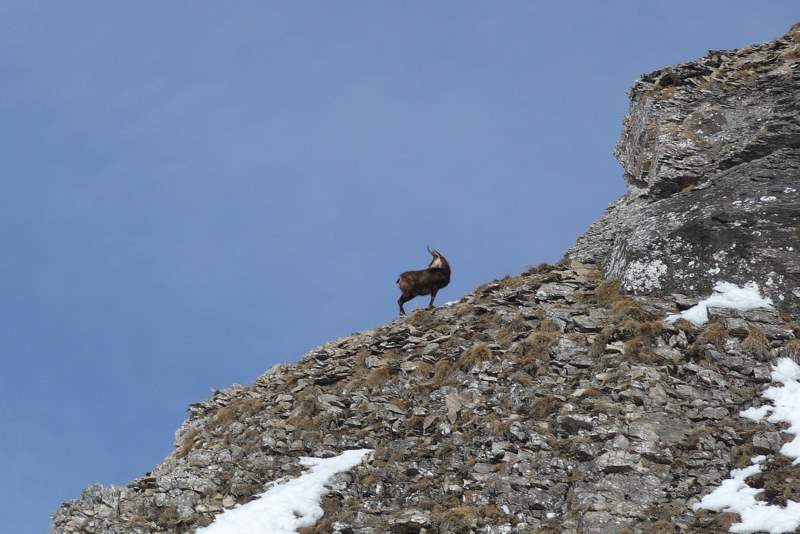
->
[568,23,800,313]
[53,25,800,534]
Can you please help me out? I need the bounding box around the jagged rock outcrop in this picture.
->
[53,24,800,534]
[568,23,800,314]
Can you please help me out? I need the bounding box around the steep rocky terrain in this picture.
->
[568,22,800,314]
[54,24,800,534]
[53,260,800,533]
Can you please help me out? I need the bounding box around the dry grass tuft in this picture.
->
[623,336,658,364]
[587,277,655,322]
[298,511,354,534]
[748,456,800,505]
[785,320,800,338]
[593,278,623,306]
[285,415,321,430]
[516,330,559,370]
[619,318,641,338]
[366,367,391,386]
[527,395,562,419]
[428,359,456,388]
[496,327,515,347]
[156,506,181,527]
[611,297,655,322]
[638,320,665,338]
[175,427,200,459]
[488,419,510,435]
[208,397,263,431]
[784,339,800,363]
[290,397,320,418]
[589,398,619,416]
[672,318,698,335]
[590,326,615,357]
[693,321,728,349]
[638,503,683,534]
[415,361,434,377]
[459,343,494,370]
[497,316,529,346]
[538,318,562,332]
[352,349,370,369]
[510,370,535,385]
[730,442,756,468]
[742,326,770,358]
[407,309,445,329]
[431,505,510,533]
[526,262,553,275]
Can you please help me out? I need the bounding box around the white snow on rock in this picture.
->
[666,281,773,326]
[694,359,800,533]
[197,449,372,534]
[692,456,765,515]
[694,455,800,534]
[738,358,800,464]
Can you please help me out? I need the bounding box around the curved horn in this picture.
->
[427,245,434,255]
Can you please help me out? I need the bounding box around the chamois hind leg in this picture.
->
[427,289,439,310]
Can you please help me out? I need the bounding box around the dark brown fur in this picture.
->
[396,247,451,315]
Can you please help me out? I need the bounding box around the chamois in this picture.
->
[396,246,451,315]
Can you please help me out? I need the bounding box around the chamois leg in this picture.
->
[427,289,439,310]
[398,294,411,316]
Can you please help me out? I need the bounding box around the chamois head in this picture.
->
[427,245,448,269]
[396,247,451,315]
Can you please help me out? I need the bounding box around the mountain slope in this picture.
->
[53,23,800,534]
[53,260,799,533]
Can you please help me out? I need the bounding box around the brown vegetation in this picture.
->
[431,504,511,533]
[784,339,800,362]
[428,359,457,388]
[366,367,391,386]
[742,326,770,358]
[527,395,562,420]
[175,427,200,458]
[749,456,800,505]
[458,343,494,370]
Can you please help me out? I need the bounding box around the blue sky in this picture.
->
[0,3,797,532]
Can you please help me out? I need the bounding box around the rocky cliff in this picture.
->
[568,22,800,314]
[53,24,800,534]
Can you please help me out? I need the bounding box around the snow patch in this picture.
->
[737,358,800,463]
[692,457,764,515]
[197,449,372,534]
[666,281,773,326]
[693,359,800,532]
[694,456,800,534]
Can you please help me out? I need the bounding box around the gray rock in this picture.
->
[594,450,640,474]
[753,431,784,453]
[568,24,800,316]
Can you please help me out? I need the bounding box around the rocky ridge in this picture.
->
[53,24,800,534]
[568,23,800,314]
[53,260,800,533]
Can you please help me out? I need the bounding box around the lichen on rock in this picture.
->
[568,22,800,315]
